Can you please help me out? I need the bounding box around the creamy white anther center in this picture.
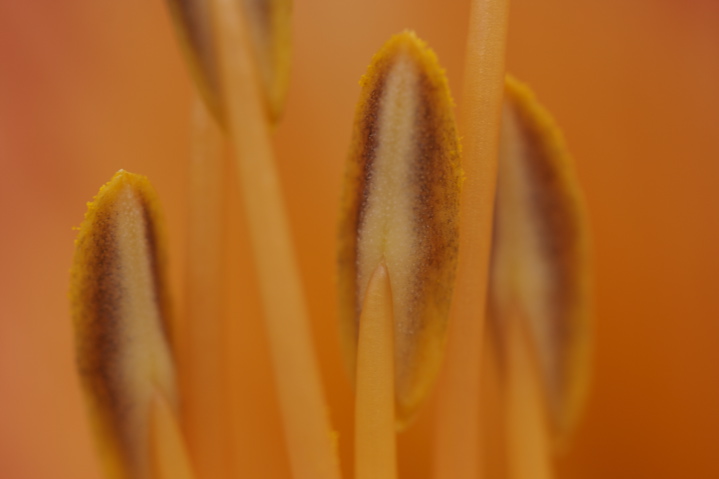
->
[357,54,421,374]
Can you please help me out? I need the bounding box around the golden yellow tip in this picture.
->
[338,31,462,427]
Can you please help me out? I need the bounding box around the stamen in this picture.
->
[338,31,462,426]
[70,170,183,479]
[165,0,291,122]
[490,75,591,448]
[434,1,509,477]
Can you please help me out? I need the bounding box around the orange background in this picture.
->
[1,0,718,478]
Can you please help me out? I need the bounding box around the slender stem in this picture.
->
[354,262,398,479]
[177,97,232,479]
[207,1,342,479]
[434,0,509,478]
[480,334,509,479]
[506,317,553,479]
[150,392,197,479]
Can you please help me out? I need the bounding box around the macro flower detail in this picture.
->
[68,1,591,479]
[4,0,718,477]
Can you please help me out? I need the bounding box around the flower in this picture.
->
[2,1,719,479]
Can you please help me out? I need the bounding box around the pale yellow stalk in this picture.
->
[434,0,509,478]
[354,263,398,479]
[505,316,553,479]
[177,97,233,479]
[150,392,198,479]
[480,332,508,479]
[207,1,342,478]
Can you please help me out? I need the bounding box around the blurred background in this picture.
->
[1,0,718,478]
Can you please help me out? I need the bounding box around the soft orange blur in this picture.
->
[1,1,718,478]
